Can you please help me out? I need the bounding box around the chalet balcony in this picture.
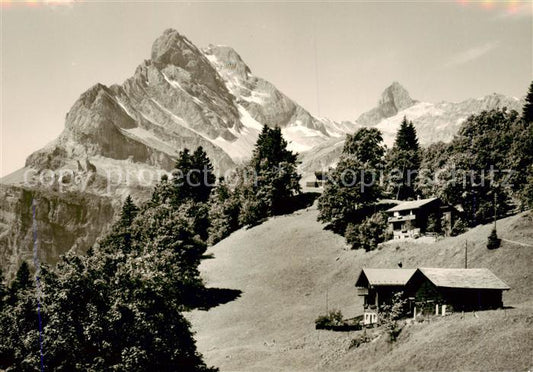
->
[356,287,368,296]
[388,214,416,223]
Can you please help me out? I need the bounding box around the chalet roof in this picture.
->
[355,268,416,287]
[386,197,439,212]
[416,268,510,290]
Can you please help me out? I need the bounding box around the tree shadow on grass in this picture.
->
[191,287,243,311]
[323,222,345,236]
[201,253,215,260]
[276,192,321,216]
[241,192,321,230]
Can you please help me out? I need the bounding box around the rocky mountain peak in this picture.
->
[150,28,225,94]
[378,81,415,115]
[203,45,251,82]
[76,83,110,107]
[23,28,333,178]
[151,28,201,65]
[356,81,417,126]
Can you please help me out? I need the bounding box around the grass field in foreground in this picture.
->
[187,205,533,371]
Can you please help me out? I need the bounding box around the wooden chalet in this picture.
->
[404,268,510,316]
[355,268,416,325]
[386,197,454,239]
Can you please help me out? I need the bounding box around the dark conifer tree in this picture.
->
[487,228,501,249]
[386,116,421,200]
[120,195,138,227]
[251,125,298,172]
[150,173,173,206]
[395,116,420,151]
[246,125,301,217]
[191,146,216,203]
[172,148,194,203]
[172,147,215,205]
[99,195,138,252]
[522,80,533,123]
[9,261,32,297]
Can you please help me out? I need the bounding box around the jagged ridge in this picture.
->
[25,29,341,179]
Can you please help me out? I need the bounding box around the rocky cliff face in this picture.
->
[0,185,116,279]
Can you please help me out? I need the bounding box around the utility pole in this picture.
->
[325,288,329,313]
[493,192,498,230]
[465,240,468,269]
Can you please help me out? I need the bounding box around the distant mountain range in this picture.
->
[301,82,523,172]
[357,81,523,146]
[0,28,524,276]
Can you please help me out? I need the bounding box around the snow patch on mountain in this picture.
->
[213,105,263,162]
[282,125,329,153]
[122,127,178,155]
[321,118,360,138]
[375,102,445,146]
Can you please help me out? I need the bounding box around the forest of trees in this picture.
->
[208,125,301,244]
[0,146,218,370]
[0,125,301,370]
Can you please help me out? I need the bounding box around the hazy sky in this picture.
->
[1,0,532,176]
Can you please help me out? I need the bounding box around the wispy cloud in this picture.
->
[443,41,500,68]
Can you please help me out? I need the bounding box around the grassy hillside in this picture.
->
[187,203,533,371]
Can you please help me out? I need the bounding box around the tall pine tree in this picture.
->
[172,147,216,204]
[9,261,32,299]
[522,80,533,123]
[99,195,138,252]
[386,116,421,200]
[120,195,139,227]
[191,146,216,203]
[243,125,301,219]
[251,125,298,172]
[395,116,419,150]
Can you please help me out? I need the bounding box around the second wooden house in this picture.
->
[404,268,510,316]
[386,197,454,239]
